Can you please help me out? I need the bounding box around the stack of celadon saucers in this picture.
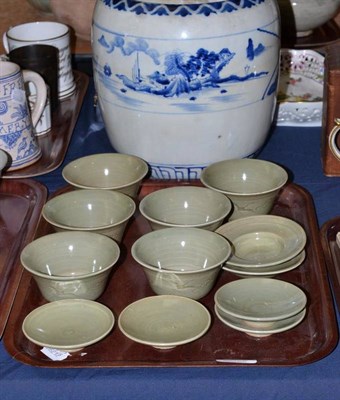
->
[215,215,307,278]
[214,277,307,337]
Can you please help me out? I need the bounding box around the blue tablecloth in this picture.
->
[1,80,340,400]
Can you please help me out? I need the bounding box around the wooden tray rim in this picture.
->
[0,178,48,338]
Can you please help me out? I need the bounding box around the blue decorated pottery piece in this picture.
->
[92,0,281,179]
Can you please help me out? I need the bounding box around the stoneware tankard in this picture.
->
[3,21,76,99]
[0,61,47,170]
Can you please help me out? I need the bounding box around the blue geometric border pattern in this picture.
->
[150,164,206,180]
[100,0,266,17]
[149,151,258,179]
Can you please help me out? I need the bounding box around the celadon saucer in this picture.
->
[222,250,306,278]
[215,304,306,337]
[216,215,307,268]
[118,295,211,349]
[22,299,115,352]
[214,277,307,322]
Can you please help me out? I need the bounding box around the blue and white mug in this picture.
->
[0,61,46,170]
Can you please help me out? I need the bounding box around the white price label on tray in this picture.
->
[41,347,70,361]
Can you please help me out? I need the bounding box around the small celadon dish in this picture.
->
[62,153,149,198]
[118,295,211,349]
[41,188,136,243]
[214,304,306,337]
[20,231,120,302]
[200,158,288,220]
[22,299,115,352]
[131,227,232,300]
[214,277,307,322]
[216,215,307,268]
[222,250,306,278]
[139,185,232,231]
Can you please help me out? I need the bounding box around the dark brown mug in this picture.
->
[8,44,59,112]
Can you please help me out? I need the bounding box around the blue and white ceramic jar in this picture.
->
[92,0,280,179]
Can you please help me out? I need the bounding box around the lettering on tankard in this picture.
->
[0,81,17,97]
[58,45,70,65]
[0,75,25,98]
[58,45,73,80]
[0,119,29,135]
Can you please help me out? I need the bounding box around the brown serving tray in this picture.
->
[321,217,340,310]
[3,180,338,367]
[2,70,89,179]
[0,179,47,338]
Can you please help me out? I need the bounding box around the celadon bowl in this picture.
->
[62,153,149,198]
[214,277,307,322]
[216,215,307,268]
[131,227,232,300]
[22,299,115,352]
[118,295,211,349]
[20,231,120,302]
[277,0,340,38]
[139,186,232,231]
[214,304,306,337]
[42,188,136,243]
[200,159,288,220]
